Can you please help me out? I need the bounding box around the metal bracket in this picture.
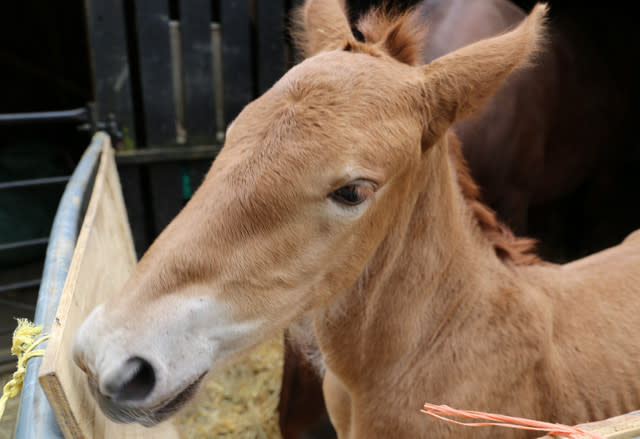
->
[76,103,124,150]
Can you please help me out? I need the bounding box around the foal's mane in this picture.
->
[447,132,539,265]
[294,4,539,265]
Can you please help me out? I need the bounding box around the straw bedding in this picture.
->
[174,335,284,439]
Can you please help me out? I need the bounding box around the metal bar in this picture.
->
[0,238,48,252]
[15,133,105,439]
[0,297,37,311]
[0,107,88,125]
[0,279,41,294]
[116,144,221,165]
[0,176,70,191]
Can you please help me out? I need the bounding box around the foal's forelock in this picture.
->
[356,6,427,65]
[292,1,427,66]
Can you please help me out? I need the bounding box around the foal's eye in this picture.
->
[330,184,368,206]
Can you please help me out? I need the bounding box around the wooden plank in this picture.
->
[133,0,185,238]
[538,412,640,439]
[256,0,286,94]
[116,144,221,165]
[211,23,225,139]
[179,0,217,143]
[220,0,253,125]
[134,0,176,146]
[147,163,186,234]
[147,169,184,240]
[169,20,186,144]
[38,137,178,438]
[117,165,149,257]
[84,0,136,148]
[84,1,149,259]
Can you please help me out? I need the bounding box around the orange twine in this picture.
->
[421,403,606,439]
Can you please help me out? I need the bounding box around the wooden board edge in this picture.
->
[39,371,85,439]
[539,412,640,438]
[38,135,110,378]
[580,412,640,438]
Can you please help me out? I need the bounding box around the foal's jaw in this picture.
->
[72,289,267,425]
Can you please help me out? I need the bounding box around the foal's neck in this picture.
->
[314,136,513,388]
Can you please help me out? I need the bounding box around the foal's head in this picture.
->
[73,0,546,426]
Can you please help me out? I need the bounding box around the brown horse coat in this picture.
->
[72,1,640,438]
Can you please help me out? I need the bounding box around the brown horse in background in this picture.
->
[419,0,623,235]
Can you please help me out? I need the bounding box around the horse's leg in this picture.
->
[323,369,351,439]
[279,334,335,439]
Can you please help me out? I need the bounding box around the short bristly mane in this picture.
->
[447,132,539,264]
[293,4,539,265]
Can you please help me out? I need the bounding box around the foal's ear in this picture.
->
[420,3,548,147]
[293,0,354,58]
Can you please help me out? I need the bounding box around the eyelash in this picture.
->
[329,182,374,206]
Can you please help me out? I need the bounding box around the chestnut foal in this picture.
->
[73,1,640,437]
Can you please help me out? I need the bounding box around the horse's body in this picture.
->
[72,1,640,438]
[419,0,618,234]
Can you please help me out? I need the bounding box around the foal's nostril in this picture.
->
[102,357,156,402]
